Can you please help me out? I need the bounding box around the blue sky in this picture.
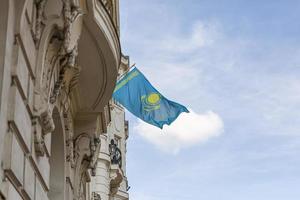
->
[119,0,300,199]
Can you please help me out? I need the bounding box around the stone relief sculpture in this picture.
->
[34,35,62,135]
[33,0,83,136]
[33,0,83,163]
[50,0,83,104]
[109,167,123,196]
[49,46,81,104]
[73,133,101,200]
[32,118,46,156]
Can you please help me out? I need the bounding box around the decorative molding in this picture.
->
[101,0,113,15]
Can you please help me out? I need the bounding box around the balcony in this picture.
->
[75,0,121,115]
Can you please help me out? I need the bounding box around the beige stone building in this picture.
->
[0,0,129,200]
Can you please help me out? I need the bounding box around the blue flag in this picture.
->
[113,67,189,129]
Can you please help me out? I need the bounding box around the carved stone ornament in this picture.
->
[73,133,101,200]
[33,0,83,138]
[49,0,83,104]
[64,111,76,167]
[33,35,61,134]
[32,118,46,156]
[62,0,83,53]
[66,138,75,167]
[49,50,81,104]
[33,76,55,135]
[110,165,123,196]
[40,108,55,134]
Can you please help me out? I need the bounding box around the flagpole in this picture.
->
[117,63,136,81]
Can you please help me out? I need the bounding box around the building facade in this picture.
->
[0,0,129,200]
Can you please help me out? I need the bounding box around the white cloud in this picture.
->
[159,21,220,53]
[134,110,224,154]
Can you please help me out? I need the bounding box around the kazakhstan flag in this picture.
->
[113,67,189,129]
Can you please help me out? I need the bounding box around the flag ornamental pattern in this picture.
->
[113,67,189,129]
